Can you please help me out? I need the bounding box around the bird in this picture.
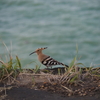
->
[29,47,69,68]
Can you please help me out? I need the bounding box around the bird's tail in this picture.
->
[60,63,69,67]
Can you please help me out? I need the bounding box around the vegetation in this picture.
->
[0,42,22,83]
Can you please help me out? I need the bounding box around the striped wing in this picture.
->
[41,56,64,67]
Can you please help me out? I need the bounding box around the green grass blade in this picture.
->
[16,56,21,69]
[69,74,78,83]
[69,57,76,67]
[34,65,40,73]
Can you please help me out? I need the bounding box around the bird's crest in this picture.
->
[36,47,47,51]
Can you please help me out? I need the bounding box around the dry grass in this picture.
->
[45,50,100,88]
[0,42,22,84]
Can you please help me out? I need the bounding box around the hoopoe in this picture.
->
[29,47,69,68]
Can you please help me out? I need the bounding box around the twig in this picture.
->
[19,73,51,76]
[61,85,73,93]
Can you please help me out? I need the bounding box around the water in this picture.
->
[0,0,100,68]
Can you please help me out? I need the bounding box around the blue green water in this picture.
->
[0,0,100,68]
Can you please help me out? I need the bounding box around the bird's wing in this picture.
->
[41,56,63,67]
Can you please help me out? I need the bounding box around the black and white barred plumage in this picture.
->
[42,56,68,68]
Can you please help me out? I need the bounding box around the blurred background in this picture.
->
[0,0,100,68]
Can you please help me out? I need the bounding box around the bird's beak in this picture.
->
[29,51,36,55]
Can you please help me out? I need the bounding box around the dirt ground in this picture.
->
[0,67,100,100]
[2,86,100,100]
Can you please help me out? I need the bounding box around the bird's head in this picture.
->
[29,47,47,55]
